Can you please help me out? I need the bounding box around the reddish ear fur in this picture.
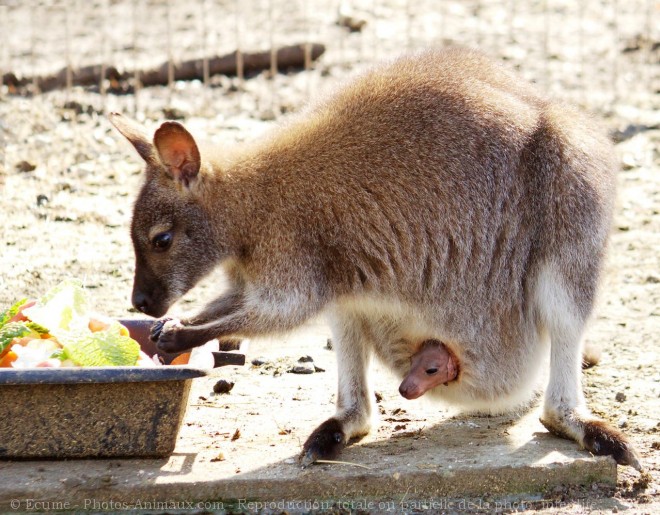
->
[153,122,201,187]
[108,112,156,164]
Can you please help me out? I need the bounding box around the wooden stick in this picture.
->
[2,43,325,94]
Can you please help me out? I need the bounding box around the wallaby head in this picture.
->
[399,340,458,400]
[109,113,223,317]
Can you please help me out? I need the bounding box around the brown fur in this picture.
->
[110,48,641,470]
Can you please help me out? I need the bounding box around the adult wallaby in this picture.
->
[110,47,641,470]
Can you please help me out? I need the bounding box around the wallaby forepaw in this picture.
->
[150,317,176,342]
[582,420,644,471]
[152,318,185,353]
[300,418,346,468]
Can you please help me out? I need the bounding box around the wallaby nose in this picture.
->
[399,380,421,400]
[132,290,151,314]
[399,382,412,399]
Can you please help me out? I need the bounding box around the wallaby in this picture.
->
[399,339,458,400]
[110,47,641,471]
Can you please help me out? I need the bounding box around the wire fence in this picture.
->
[0,0,657,116]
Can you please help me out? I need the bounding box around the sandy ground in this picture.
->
[0,0,659,512]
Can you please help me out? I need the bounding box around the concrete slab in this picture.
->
[0,320,616,512]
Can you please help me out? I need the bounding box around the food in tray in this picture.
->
[0,280,159,368]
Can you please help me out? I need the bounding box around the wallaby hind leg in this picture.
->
[537,264,642,470]
[301,311,374,466]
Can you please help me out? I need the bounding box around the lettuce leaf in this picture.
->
[59,323,140,367]
[0,298,28,330]
[0,322,33,354]
[17,280,140,367]
[22,279,89,334]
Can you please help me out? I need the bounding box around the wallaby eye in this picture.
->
[426,367,438,376]
[151,231,173,252]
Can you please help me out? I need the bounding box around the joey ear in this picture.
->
[109,112,156,164]
[153,122,201,188]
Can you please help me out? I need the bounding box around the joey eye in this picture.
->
[151,231,173,252]
[426,368,439,376]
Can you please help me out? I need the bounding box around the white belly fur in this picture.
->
[331,295,549,414]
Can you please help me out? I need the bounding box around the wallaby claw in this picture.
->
[299,449,317,469]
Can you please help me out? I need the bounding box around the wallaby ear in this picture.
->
[108,112,156,164]
[153,122,201,188]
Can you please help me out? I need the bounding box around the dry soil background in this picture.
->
[0,0,659,513]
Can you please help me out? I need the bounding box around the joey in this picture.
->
[399,340,458,400]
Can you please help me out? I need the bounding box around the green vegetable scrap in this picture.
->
[23,279,89,334]
[0,323,33,354]
[2,280,141,367]
[0,298,28,329]
[60,323,140,367]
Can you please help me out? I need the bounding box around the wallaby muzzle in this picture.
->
[131,263,171,318]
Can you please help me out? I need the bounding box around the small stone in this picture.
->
[210,451,225,462]
[313,365,325,373]
[290,362,315,374]
[258,109,277,121]
[618,416,628,428]
[15,160,36,173]
[298,355,314,363]
[337,13,367,32]
[213,379,235,394]
[162,107,187,120]
[615,392,627,402]
[60,477,83,488]
[63,100,91,115]
[36,194,49,207]
[375,391,383,403]
[251,356,270,366]
[325,338,333,350]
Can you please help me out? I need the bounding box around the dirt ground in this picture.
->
[0,0,659,512]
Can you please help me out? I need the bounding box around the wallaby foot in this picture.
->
[300,418,347,467]
[540,410,643,471]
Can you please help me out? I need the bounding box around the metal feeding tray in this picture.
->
[0,319,245,459]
